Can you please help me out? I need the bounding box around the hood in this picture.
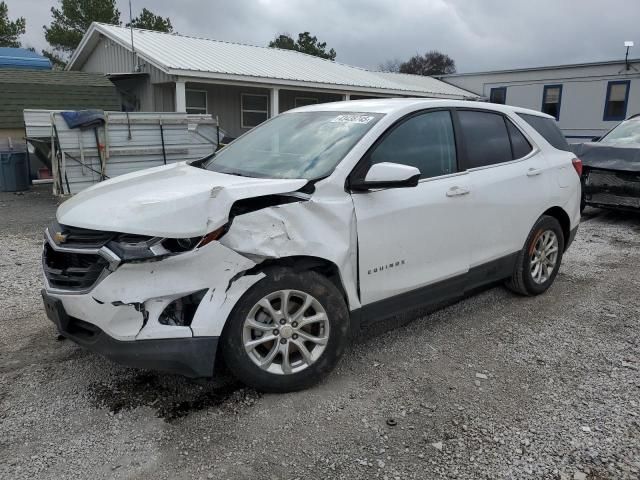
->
[570,142,640,172]
[56,162,308,237]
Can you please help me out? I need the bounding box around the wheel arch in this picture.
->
[542,206,571,250]
[246,255,350,307]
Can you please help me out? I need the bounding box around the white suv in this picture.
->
[41,99,581,392]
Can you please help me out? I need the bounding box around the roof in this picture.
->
[0,47,52,70]
[374,71,475,98]
[294,98,553,118]
[68,23,478,99]
[0,68,118,86]
[0,69,119,129]
[439,57,640,78]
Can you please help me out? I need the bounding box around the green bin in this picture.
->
[0,151,30,192]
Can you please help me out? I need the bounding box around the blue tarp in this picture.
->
[0,48,52,70]
[61,110,105,129]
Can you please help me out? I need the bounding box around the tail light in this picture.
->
[571,158,583,176]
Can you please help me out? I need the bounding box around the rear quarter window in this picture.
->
[506,119,533,159]
[518,113,571,152]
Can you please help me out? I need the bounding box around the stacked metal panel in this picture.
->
[24,110,220,195]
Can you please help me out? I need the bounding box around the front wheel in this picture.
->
[506,215,565,296]
[221,268,349,393]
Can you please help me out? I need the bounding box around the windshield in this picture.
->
[205,111,383,179]
[600,117,640,145]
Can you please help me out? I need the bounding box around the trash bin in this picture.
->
[0,151,30,192]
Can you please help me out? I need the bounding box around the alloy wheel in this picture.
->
[530,230,559,284]
[242,289,330,375]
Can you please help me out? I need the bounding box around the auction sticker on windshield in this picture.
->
[331,114,376,124]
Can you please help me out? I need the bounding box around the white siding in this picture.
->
[78,35,176,112]
[441,62,640,140]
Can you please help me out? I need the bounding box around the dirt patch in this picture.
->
[87,373,261,422]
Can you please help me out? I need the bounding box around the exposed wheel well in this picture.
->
[542,206,571,250]
[246,256,349,305]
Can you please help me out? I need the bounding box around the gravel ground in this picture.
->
[1,185,639,480]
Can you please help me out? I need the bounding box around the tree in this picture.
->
[399,50,456,76]
[0,1,26,48]
[41,50,68,69]
[378,58,402,73]
[127,8,173,33]
[43,0,121,65]
[269,32,336,60]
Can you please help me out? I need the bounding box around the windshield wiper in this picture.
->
[190,152,216,169]
[223,171,253,178]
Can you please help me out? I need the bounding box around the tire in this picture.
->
[506,215,565,296]
[221,267,350,393]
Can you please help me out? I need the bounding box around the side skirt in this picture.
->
[350,252,519,335]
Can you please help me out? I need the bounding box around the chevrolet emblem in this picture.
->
[53,231,68,243]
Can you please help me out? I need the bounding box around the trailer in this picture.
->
[24,109,225,195]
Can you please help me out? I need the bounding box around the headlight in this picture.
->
[106,227,227,262]
[106,235,169,261]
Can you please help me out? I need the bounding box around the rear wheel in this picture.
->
[221,268,349,393]
[506,215,565,296]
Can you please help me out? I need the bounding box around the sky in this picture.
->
[7,0,640,73]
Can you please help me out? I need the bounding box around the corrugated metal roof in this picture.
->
[373,71,475,98]
[0,47,52,70]
[70,23,478,99]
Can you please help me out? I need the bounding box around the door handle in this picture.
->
[446,186,470,197]
[527,167,542,177]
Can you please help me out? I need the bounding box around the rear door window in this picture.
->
[518,113,571,151]
[457,110,512,168]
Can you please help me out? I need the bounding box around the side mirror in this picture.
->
[350,162,421,191]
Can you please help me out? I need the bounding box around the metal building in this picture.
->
[439,58,640,142]
[67,22,477,138]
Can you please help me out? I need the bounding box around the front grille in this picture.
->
[43,242,109,291]
[49,221,115,249]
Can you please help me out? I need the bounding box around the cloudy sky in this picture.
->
[8,0,640,73]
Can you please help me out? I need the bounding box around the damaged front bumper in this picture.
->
[583,168,640,210]
[42,290,218,377]
[41,227,265,377]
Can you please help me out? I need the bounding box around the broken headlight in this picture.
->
[106,235,170,261]
[106,227,226,262]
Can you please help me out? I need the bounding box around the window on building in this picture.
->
[295,97,319,108]
[369,110,457,179]
[457,110,512,168]
[186,90,207,114]
[241,93,269,128]
[518,113,571,152]
[541,85,562,120]
[603,80,630,121]
[489,87,507,104]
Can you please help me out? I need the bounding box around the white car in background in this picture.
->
[41,99,581,392]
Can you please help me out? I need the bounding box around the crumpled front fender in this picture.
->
[220,196,360,310]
